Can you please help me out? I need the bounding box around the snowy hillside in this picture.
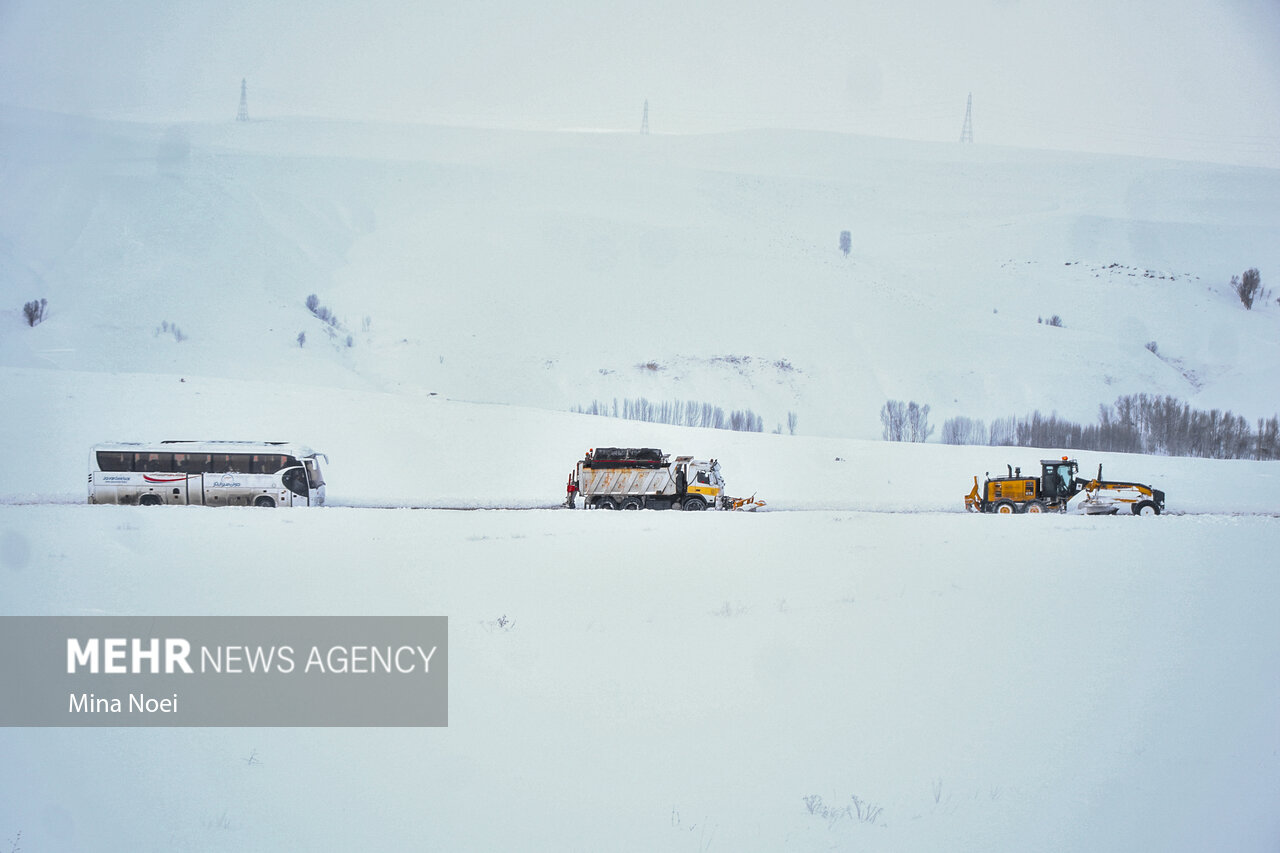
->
[3,107,1279,437]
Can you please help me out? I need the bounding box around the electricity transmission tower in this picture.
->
[237,79,249,122]
[640,99,649,135]
[959,93,973,143]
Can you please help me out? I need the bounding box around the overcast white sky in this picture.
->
[2,0,1279,167]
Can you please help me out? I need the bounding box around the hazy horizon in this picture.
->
[2,0,1279,168]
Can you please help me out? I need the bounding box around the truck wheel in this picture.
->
[682,496,707,511]
[598,497,617,510]
[620,498,642,511]
[1132,501,1159,516]
[992,500,1018,514]
[1023,500,1047,514]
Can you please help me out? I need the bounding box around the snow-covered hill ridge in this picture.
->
[3,107,1278,438]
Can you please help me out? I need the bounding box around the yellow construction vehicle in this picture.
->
[965,457,1165,515]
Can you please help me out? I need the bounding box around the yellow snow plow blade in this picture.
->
[730,494,766,511]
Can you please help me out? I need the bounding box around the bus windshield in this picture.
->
[304,457,326,488]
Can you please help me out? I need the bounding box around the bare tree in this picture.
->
[941,416,987,445]
[881,400,907,441]
[22,298,47,327]
[1233,268,1262,309]
[906,402,934,442]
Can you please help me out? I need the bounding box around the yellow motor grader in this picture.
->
[965,457,1165,515]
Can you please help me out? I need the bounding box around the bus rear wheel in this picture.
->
[139,494,162,506]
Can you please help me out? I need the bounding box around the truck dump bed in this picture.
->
[582,447,666,469]
[578,465,677,497]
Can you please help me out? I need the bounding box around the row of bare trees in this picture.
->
[573,397,771,433]
[939,394,1279,460]
[881,400,934,442]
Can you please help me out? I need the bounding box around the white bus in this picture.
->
[88,441,327,507]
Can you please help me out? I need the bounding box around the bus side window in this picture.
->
[96,452,132,472]
[175,454,210,474]
[137,453,173,472]
[210,454,233,473]
[252,454,287,474]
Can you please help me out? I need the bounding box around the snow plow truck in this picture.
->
[566,447,764,511]
[965,457,1165,515]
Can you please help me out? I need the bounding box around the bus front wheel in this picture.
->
[254,496,276,508]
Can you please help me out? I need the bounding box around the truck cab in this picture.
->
[677,457,725,509]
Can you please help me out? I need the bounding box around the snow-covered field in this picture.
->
[2,106,1279,851]
[2,505,1278,851]
[1,365,1278,851]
